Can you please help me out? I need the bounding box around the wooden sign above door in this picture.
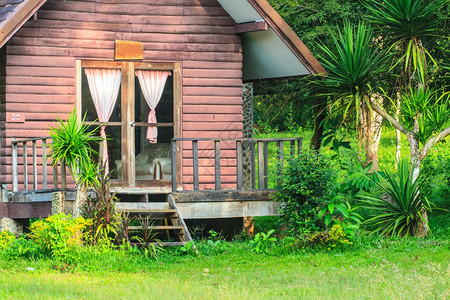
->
[115,40,143,60]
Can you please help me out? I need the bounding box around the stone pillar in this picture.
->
[242,83,254,189]
[0,217,23,235]
[51,191,65,214]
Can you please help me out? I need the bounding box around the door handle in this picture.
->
[130,122,135,127]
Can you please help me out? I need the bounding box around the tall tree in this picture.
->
[363,0,448,164]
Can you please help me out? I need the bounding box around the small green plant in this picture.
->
[250,229,277,254]
[178,241,197,256]
[28,213,91,262]
[82,167,120,245]
[0,231,15,250]
[2,235,43,259]
[360,160,431,237]
[318,196,363,238]
[308,224,353,250]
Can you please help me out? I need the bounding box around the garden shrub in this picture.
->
[28,213,91,261]
[0,231,15,251]
[274,151,338,236]
[308,224,352,249]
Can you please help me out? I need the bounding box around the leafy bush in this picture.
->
[28,213,91,261]
[1,236,43,259]
[360,160,431,237]
[274,151,338,236]
[0,231,15,251]
[307,224,353,250]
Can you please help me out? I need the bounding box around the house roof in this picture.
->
[0,0,326,81]
[218,0,326,81]
[0,0,46,48]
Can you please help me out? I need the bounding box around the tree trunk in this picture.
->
[361,98,381,171]
[395,92,402,168]
[73,183,87,218]
[310,97,326,151]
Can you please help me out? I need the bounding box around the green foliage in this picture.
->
[0,231,15,251]
[316,21,387,129]
[274,151,338,236]
[318,196,363,238]
[308,224,353,250]
[364,0,447,83]
[177,241,197,256]
[360,160,431,237]
[397,88,450,145]
[250,230,277,254]
[48,109,101,186]
[28,213,91,262]
[82,168,120,245]
[1,236,43,259]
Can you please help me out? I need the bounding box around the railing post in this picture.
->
[53,165,58,189]
[236,141,243,190]
[263,141,268,189]
[171,139,177,193]
[12,138,18,192]
[192,140,199,190]
[277,141,284,185]
[250,141,255,189]
[61,160,67,189]
[42,139,48,189]
[257,141,264,189]
[297,138,303,156]
[214,140,221,190]
[23,142,28,191]
[32,140,38,190]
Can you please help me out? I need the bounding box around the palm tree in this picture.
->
[364,0,447,164]
[317,21,387,170]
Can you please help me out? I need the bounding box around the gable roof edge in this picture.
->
[249,0,327,76]
[0,0,47,48]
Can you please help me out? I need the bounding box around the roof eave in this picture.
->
[0,0,47,48]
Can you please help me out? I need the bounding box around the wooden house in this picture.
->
[0,0,325,239]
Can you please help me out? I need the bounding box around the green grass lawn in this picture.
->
[0,240,448,299]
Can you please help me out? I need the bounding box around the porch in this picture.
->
[1,136,303,220]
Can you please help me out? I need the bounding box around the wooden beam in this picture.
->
[177,200,280,219]
[234,21,268,34]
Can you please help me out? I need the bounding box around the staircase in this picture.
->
[115,194,192,247]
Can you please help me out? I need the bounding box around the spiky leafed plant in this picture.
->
[49,109,101,184]
[317,21,388,169]
[364,0,446,84]
[49,109,102,216]
[360,159,431,237]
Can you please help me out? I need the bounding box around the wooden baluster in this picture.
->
[171,139,177,193]
[192,140,199,190]
[12,138,18,192]
[277,141,284,184]
[32,140,38,190]
[250,141,255,189]
[236,141,243,190]
[42,139,48,190]
[257,141,264,189]
[263,141,268,189]
[214,140,221,190]
[61,160,67,189]
[23,142,28,191]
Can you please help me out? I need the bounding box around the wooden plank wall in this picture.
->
[0,0,243,190]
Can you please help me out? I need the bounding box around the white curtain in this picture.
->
[85,68,122,173]
[135,70,171,143]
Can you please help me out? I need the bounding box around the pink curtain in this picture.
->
[135,70,171,143]
[85,68,122,173]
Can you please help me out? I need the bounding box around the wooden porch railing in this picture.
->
[11,137,67,192]
[171,137,303,193]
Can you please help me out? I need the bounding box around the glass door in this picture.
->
[79,61,180,188]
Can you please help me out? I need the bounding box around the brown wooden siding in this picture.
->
[1,0,243,190]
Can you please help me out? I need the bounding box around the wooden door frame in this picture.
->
[76,60,182,189]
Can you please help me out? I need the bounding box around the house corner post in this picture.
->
[242,82,254,189]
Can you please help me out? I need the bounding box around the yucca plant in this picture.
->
[49,109,102,216]
[360,160,431,237]
[364,0,446,83]
[317,20,388,170]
